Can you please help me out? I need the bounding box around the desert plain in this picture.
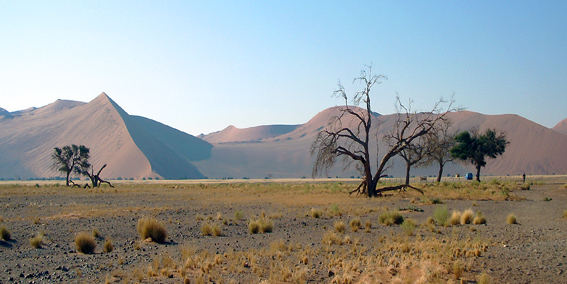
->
[1,176,567,283]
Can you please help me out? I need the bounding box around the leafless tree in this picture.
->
[422,119,456,182]
[311,66,455,197]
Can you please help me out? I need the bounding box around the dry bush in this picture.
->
[563,209,567,219]
[378,211,404,226]
[137,216,167,243]
[507,214,517,224]
[322,231,342,246]
[0,226,11,241]
[401,218,417,236]
[453,260,464,279]
[234,210,244,220]
[75,232,97,254]
[330,204,342,216]
[103,239,113,253]
[30,233,43,248]
[201,223,213,236]
[92,228,101,238]
[349,218,362,232]
[212,224,222,236]
[310,208,323,218]
[258,217,273,233]
[248,220,260,234]
[449,211,462,226]
[461,209,474,225]
[474,212,487,225]
[334,221,346,233]
[477,272,492,284]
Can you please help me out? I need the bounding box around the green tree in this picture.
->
[450,128,508,182]
[52,145,90,186]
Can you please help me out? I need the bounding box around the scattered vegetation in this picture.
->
[103,239,113,253]
[401,218,417,235]
[349,218,362,232]
[0,226,11,241]
[378,211,404,226]
[137,216,167,243]
[461,208,474,225]
[234,210,244,221]
[507,213,518,224]
[310,208,323,218]
[248,216,273,234]
[474,212,487,225]
[334,221,346,233]
[433,205,449,226]
[30,233,43,248]
[75,232,97,254]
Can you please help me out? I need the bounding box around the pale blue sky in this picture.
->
[1,1,566,135]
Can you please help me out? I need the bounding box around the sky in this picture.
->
[1,1,566,136]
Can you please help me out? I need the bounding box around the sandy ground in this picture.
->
[1,177,567,283]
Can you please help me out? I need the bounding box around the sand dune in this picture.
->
[552,118,567,135]
[0,93,209,180]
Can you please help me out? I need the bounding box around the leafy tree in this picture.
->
[52,145,90,186]
[311,66,454,197]
[450,128,508,182]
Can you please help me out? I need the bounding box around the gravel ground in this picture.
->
[1,178,566,283]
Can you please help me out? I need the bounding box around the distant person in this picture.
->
[522,173,526,183]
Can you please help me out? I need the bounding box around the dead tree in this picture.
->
[311,65,455,197]
[85,164,114,188]
[422,119,456,182]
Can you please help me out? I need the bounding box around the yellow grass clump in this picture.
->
[137,216,167,243]
[378,211,404,226]
[0,226,11,241]
[103,239,113,253]
[449,211,462,226]
[461,209,474,225]
[334,221,346,233]
[349,218,362,232]
[506,213,517,224]
[474,212,487,225]
[75,232,97,254]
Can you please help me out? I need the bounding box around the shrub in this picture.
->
[248,220,260,234]
[201,223,213,236]
[507,214,517,224]
[474,212,487,225]
[461,209,474,225]
[563,209,567,219]
[330,204,341,216]
[137,216,167,243]
[30,233,43,248]
[449,211,461,226]
[401,218,417,236]
[433,205,449,225]
[349,218,362,232]
[477,272,492,284]
[234,210,244,220]
[334,221,346,233]
[92,229,101,238]
[310,208,323,218]
[0,226,11,241]
[258,217,273,233]
[103,239,113,253]
[212,224,222,236]
[75,232,97,254]
[378,211,404,226]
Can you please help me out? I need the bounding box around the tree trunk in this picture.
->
[66,171,71,186]
[476,165,481,182]
[366,175,376,197]
[436,163,444,183]
[404,164,411,186]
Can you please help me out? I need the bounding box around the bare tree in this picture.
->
[311,66,455,197]
[422,119,456,182]
[77,163,114,188]
[388,134,429,187]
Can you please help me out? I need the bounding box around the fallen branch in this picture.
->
[376,184,424,195]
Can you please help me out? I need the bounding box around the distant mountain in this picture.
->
[195,108,567,179]
[3,94,566,181]
[0,93,211,180]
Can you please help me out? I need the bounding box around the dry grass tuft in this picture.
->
[378,211,404,226]
[563,209,567,219]
[401,218,417,236]
[234,210,244,220]
[506,213,517,224]
[103,239,113,253]
[334,221,346,233]
[349,218,362,232]
[75,232,97,254]
[0,226,11,241]
[433,205,449,225]
[137,216,167,243]
[449,211,462,226]
[322,231,342,246]
[248,220,260,234]
[477,272,492,284]
[201,223,213,236]
[30,233,43,248]
[212,224,223,236]
[310,208,323,218]
[461,209,474,225]
[92,228,101,238]
[249,217,273,234]
[473,212,487,225]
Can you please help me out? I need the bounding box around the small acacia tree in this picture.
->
[450,128,508,182]
[311,66,455,197]
[52,145,90,186]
